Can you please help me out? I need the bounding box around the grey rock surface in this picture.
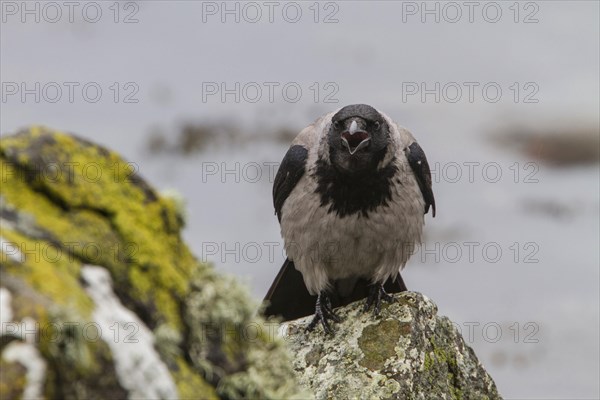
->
[284,292,501,400]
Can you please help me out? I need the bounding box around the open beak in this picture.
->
[341,120,370,155]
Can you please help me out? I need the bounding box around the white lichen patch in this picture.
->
[1,287,13,327]
[0,235,23,263]
[3,342,47,399]
[1,287,48,400]
[80,265,178,400]
[395,303,414,322]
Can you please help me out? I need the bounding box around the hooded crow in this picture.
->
[263,104,435,333]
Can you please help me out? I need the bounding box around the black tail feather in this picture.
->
[263,259,316,321]
[262,259,408,321]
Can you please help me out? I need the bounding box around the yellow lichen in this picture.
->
[1,127,303,399]
[0,229,93,317]
[0,128,202,331]
[173,358,218,400]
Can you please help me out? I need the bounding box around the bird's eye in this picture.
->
[374,121,380,130]
[332,121,340,129]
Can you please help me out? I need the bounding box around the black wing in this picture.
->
[273,145,309,222]
[264,145,310,320]
[406,142,436,217]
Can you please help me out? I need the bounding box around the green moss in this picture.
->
[0,277,126,399]
[41,321,129,400]
[449,373,464,400]
[285,292,500,399]
[0,358,27,399]
[358,319,403,370]
[419,333,466,399]
[424,351,434,371]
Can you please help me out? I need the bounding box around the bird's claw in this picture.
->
[364,284,394,316]
[306,293,340,334]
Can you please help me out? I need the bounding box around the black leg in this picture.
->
[323,295,341,322]
[363,283,395,316]
[306,292,340,333]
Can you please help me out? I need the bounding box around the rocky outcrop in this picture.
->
[0,127,303,399]
[284,292,501,400]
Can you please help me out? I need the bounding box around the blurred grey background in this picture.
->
[1,1,599,398]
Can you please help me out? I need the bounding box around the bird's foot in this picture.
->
[363,283,394,316]
[306,293,340,334]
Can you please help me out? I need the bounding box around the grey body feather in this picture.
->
[279,111,427,296]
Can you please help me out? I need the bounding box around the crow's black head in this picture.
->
[327,104,390,172]
[316,104,397,216]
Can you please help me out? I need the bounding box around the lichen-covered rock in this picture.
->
[0,127,303,399]
[284,292,501,400]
